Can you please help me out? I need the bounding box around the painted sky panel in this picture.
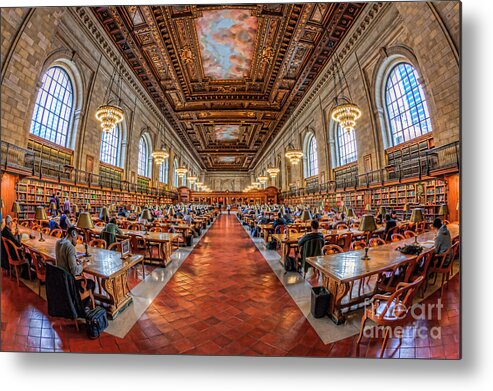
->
[214,124,241,141]
[196,9,258,79]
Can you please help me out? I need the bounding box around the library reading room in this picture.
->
[0,1,460,359]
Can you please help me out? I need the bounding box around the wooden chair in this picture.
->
[32,224,41,232]
[26,248,52,296]
[335,222,348,230]
[356,276,424,357]
[108,242,123,252]
[410,250,434,296]
[337,233,353,252]
[428,242,459,297]
[403,230,416,239]
[369,238,386,247]
[50,229,63,238]
[322,244,343,255]
[76,235,84,245]
[94,221,105,227]
[416,222,426,234]
[323,233,339,245]
[89,239,107,249]
[149,227,163,232]
[41,227,50,235]
[128,223,143,231]
[376,257,418,294]
[384,226,399,242]
[398,223,409,234]
[130,234,147,254]
[20,221,30,228]
[391,233,405,242]
[1,237,32,286]
[350,240,367,251]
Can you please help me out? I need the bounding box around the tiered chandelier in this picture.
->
[152,150,169,165]
[257,175,268,185]
[330,54,362,133]
[266,167,280,178]
[285,144,303,165]
[176,167,188,178]
[187,175,197,183]
[95,62,125,133]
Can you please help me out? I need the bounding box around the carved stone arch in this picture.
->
[373,44,437,150]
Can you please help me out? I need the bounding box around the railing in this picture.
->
[1,140,178,199]
[280,141,459,198]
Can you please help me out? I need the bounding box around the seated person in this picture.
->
[298,220,325,274]
[384,213,397,236]
[1,215,22,270]
[433,218,451,255]
[391,210,399,222]
[102,217,123,246]
[48,217,61,232]
[59,212,72,230]
[284,213,294,225]
[55,227,95,296]
[272,213,287,231]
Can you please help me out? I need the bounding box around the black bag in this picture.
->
[266,241,277,250]
[284,256,296,273]
[311,287,330,318]
[185,235,193,246]
[85,306,108,339]
[396,244,423,255]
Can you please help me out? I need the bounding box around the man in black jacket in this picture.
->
[298,220,324,274]
[1,215,21,270]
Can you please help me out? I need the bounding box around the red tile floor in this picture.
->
[0,214,460,358]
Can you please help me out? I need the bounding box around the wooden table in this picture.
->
[90,226,180,267]
[305,224,460,324]
[18,227,144,319]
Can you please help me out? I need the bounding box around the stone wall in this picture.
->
[0,7,202,187]
[253,2,460,191]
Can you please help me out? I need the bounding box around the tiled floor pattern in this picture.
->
[0,215,460,358]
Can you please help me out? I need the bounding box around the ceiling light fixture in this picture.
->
[95,61,125,133]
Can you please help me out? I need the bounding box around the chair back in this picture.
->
[41,227,50,235]
[95,221,105,227]
[27,248,50,283]
[403,230,416,239]
[108,242,123,252]
[130,235,146,253]
[337,233,353,252]
[323,233,338,245]
[391,233,405,242]
[100,230,115,246]
[411,250,434,281]
[300,236,324,260]
[50,229,63,238]
[1,237,25,265]
[385,226,399,242]
[369,238,386,247]
[350,240,367,251]
[149,227,163,232]
[89,239,107,249]
[322,244,343,255]
[128,223,143,231]
[274,224,285,234]
[335,222,348,230]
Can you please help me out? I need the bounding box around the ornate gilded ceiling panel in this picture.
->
[92,3,365,170]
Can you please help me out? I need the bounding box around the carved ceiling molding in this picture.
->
[89,3,365,170]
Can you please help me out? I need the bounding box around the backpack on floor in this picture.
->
[284,256,296,273]
[85,306,108,339]
[266,241,277,250]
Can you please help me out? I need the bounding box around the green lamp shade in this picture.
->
[438,204,449,216]
[301,209,312,222]
[76,212,94,229]
[346,208,356,218]
[409,208,424,224]
[141,209,152,221]
[35,206,47,221]
[359,214,377,232]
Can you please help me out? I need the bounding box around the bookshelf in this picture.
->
[15,178,175,220]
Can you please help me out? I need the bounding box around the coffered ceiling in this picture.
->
[93,3,365,171]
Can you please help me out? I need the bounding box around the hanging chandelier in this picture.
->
[330,54,362,133]
[152,150,169,165]
[187,176,197,183]
[285,144,303,165]
[176,166,188,178]
[331,101,361,133]
[258,176,268,185]
[95,62,125,133]
[251,181,260,188]
[266,167,280,178]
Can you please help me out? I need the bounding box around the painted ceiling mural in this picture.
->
[196,9,258,80]
[214,125,241,141]
[93,3,367,170]
[218,156,237,163]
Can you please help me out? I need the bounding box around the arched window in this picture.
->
[336,125,357,166]
[303,133,319,178]
[100,125,120,166]
[384,62,432,145]
[173,159,179,187]
[159,158,169,184]
[138,136,150,177]
[30,66,74,147]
